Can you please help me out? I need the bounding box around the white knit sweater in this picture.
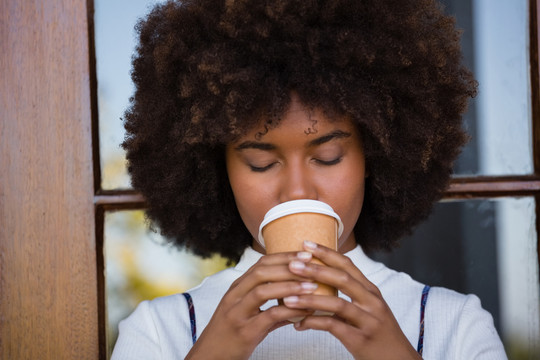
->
[112,246,507,359]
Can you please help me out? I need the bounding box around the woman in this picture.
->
[112,0,507,358]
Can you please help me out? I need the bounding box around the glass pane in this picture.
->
[94,0,165,189]
[444,0,533,175]
[104,210,230,357]
[94,0,533,189]
[371,197,540,358]
[105,201,539,359]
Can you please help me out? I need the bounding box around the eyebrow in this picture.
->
[234,130,351,151]
[307,130,351,147]
[235,141,277,151]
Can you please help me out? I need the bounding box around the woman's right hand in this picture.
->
[185,251,316,360]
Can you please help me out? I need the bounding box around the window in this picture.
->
[92,0,540,358]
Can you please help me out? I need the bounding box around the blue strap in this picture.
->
[183,287,430,351]
[417,285,431,355]
[182,292,197,344]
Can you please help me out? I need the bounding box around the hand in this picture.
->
[185,251,316,360]
[283,241,422,360]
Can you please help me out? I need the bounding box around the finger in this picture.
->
[282,294,370,328]
[230,252,313,296]
[253,251,312,266]
[293,314,368,351]
[287,260,379,311]
[241,281,319,312]
[253,305,313,333]
[302,241,381,295]
[231,263,307,298]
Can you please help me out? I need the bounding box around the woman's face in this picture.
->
[225,95,367,254]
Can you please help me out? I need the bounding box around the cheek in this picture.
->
[325,163,366,239]
[335,183,364,227]
[228,173,275,240]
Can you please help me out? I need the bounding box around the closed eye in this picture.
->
[314,157,343,166]
[249,163,277,172]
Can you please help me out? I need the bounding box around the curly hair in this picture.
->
[123,0,477,262]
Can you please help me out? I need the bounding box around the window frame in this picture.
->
[90,0,540,357]
[91,0,540,357]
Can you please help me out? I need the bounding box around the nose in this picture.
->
[279,162,317,203]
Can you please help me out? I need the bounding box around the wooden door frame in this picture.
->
[0,0,100,358]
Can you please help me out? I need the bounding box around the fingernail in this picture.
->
[300,282,318,292]
[289,260,306,270]
[304,240,317,251]
[297,251,312,261]
[283,296,299,305]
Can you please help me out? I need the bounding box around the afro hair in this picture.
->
[123,0,477,262]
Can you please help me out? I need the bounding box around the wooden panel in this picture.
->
[0,0,99,359]
[93,176,540,210]
[93,177,540,210]
[446,176,540,198]
[95,191,147,210]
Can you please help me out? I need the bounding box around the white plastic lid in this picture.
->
[257,199,344,247]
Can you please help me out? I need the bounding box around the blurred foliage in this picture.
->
[113,242,230,306]
[117,247,181,304]
[506,339,540,360]
[102,150,131,189]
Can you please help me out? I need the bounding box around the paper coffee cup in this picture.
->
[258,200,344,317]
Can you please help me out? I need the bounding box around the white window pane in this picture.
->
[94,0,165,189]
[472,0,533,175]
[443,0,533,175]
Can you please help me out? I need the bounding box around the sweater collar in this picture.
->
[234,245,384,276]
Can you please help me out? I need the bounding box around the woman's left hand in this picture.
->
[284,241,422,360]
